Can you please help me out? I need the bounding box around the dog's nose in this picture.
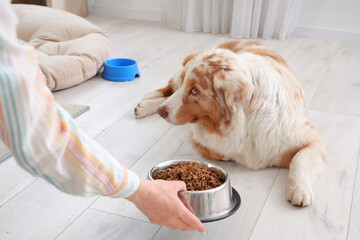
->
[157,106,169,119]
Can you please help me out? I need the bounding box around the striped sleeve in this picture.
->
[0,0,140,198]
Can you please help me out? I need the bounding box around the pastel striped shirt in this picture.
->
[0,0,140,198]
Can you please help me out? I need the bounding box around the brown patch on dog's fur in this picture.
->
[279,121,327,167]
[218,80,254,114]
[218,41,260,53]
[157,85,173,97]
[176,94,224,135]
[187,78,209,92]
[191,138,224,161]
[215,87,232,122]
[183,52,199,66]
[306,125,327,163]
[304,121,315,129]
[208,60,232,76]
[218,41,241,52]
[246,47,287,66]
[191,67,211,90]
[234,89,245,103]
[237,84,252,102]
[274,65,285,77]
[203,53,216,61]
[279,144,310,168]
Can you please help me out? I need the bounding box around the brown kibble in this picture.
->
[152,162,225,191]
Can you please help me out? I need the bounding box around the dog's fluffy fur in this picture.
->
[135,41,326,207]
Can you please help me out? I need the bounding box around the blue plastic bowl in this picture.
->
[102,58,140,82]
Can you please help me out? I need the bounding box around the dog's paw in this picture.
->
[135,100,153,119]
[286,179,314,207]
[135,98,165,119]
[142,91,163,100]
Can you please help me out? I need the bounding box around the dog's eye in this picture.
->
[191,88,200,95]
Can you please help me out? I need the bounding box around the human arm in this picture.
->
[0,0,206,232]
[0,0,139,198]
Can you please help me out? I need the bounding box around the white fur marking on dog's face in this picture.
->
[159,86,185,125]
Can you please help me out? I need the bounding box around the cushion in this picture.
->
[12,4,110,91]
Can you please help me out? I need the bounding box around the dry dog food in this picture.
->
[152,161,226,191]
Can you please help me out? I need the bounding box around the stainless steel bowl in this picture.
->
[148,159,241,222]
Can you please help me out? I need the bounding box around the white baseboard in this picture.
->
[88,3,162,22]
[292,25,360,43]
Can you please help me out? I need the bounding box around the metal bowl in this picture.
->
[148,159,241,222]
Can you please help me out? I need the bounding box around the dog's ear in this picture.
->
[213,64,254,115]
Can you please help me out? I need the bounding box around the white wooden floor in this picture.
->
[1,15,360,240]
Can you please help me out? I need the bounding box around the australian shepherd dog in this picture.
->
[135,41,326,207]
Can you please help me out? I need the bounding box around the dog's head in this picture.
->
[158,49,254,133]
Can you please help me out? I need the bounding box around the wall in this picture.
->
[49,0,89,17]
[89,0,360,42]
[293,0,360,42]
[89,0,162,22]
[297,0,360,32]
[93,0,161,12]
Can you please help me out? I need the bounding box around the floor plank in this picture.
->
[93,111,172,168]
[0,179,97,240]
[262,37,303,59]
[90,196,150,223]
[285,39,340,109]
[309,42,360,116]
[0,158,37,206]
[57,209,159,240]
[348,152,360,240]
[78,126,103,138]
[249,111,360,240]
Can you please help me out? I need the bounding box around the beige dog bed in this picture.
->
[12,4,110,91]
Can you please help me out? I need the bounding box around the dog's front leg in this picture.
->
[286,138,326,207]
[191,137,225,161]
[135,85,173,118]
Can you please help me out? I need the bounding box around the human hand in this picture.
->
[126,179,207,233]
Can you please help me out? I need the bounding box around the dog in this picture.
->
[134,41,326,207]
